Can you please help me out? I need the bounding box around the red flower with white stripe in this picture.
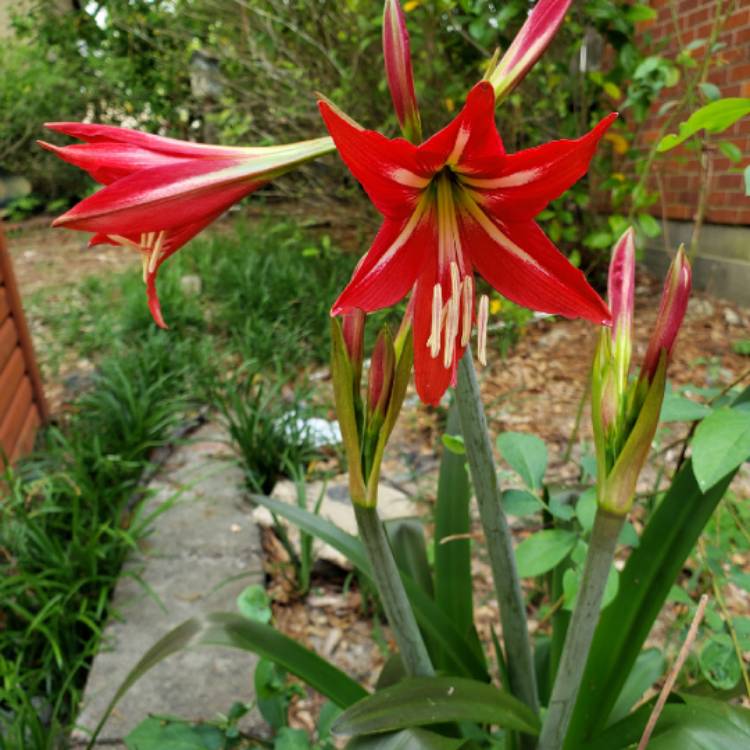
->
[40,123,333,327]
[319,81,615,405]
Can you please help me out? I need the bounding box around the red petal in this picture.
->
[419,82,505,177]
[469,113,617,222]
[53,157,260,234]
[317,98,431,219]
[461,208,610,325]
[412,264,456,406]
[332,211,433,314]
[44,122,246,158]
[38,141,190,185]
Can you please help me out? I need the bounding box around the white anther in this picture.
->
[428,283,443,358]
[477,294,489,366]
[450,261,460,303]
[443,295,460,368]
[147,231,166,274]
[461,276,473,347]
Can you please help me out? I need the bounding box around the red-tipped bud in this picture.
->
[383,0,422,143]
[487,0,572,102]
[608,227,636,343]
[640,245,691,382]
[367,328,396,421]
[342,307,365,388]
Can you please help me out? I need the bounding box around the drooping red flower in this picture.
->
[40,123,333,327]
[319,81,615,405]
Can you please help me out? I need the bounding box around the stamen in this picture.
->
[428,283,443,358]
[141,254,149,283]
[147,231,166,274]
[477,294,489,366]
[461,276,473,346]
[450,261,460,303]
[443,297,458,368]
[107,234,142,251]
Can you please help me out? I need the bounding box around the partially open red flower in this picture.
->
[40,123,333,327]
[319,81,614,405]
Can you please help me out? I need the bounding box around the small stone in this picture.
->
[724,307,741,326]
[688,298,714,319]
[180,274,202,296]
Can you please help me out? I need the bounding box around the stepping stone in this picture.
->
[71,424,265,747]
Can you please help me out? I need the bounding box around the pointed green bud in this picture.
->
[367,327,396,427]
[600,353,667,515]
[330,318,366,505]
[342,307,366,393]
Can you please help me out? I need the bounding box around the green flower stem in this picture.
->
[456,350,539,715]
[538,508,624,750]
[353,503,434,677]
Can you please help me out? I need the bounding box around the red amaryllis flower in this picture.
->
[319,81,615,405]
[40,124,333,327]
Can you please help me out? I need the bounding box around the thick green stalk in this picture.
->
[456,350,539,714]
[353,503,434,677]
[538,509,624,750]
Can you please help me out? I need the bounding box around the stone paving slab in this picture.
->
[71,424,264,747]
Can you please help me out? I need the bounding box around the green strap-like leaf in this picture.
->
[251,493,488,681]
[434,400,473,644]
[199,613,366,707]
[347,728,467,750]
[333,677,540,737]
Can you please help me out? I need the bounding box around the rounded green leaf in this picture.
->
[502,489,543,517]
[497,432,547,490]
[515,530,577,578]
[691,407,750,491]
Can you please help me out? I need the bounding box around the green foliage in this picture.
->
[691,407,750,491]
[0,341,187,747]
[657,98,750,152]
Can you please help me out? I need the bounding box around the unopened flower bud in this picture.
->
[640,245,691,383]
[608,227,635,396]
[383,0,422,142]
[486,0,572,102]
[342,307,366,391]
[367,327,396,424]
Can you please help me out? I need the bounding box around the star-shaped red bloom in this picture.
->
[319,81,615,405]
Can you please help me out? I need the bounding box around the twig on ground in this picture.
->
[637,594,709,750]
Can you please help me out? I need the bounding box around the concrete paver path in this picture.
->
[71,423,264,747]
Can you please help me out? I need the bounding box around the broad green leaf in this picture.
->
[575,488,597,533]
[515,530,577,578]
[637,213,661,238]
[125,716,224,750]
[691,408,750,490]
[441,434,465,455]
[502,488,543,517]
[200,613,367,707]
[698,82,721,101]
[607,648,665,724]
[347,728,466,750]
[582,698,750,749]
[497,432,547,490]
[434,401,473,649]
[626,4,657,21]
[332,677,540,737]
[699,635,741,690]
[236,584,272,623]
[718,140,742,163]
[562,565,619,612]
[659,391,712,422]
[657,98,750,151]
[274,728,311,750]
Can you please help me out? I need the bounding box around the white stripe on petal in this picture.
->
[391,168,430,188]
[461,168,540,189]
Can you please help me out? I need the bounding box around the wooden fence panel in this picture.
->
[0,226,48,468]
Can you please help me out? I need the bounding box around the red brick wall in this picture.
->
[639,0,750,225]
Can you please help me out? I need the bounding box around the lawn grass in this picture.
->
[1,217,360,748]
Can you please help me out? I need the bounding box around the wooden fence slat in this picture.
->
[0,286,9,325]
[0,229,48,423]
[10,405,40,465]
[0,317,18,372]
[0,348,25,424]
[0,376,32,459]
